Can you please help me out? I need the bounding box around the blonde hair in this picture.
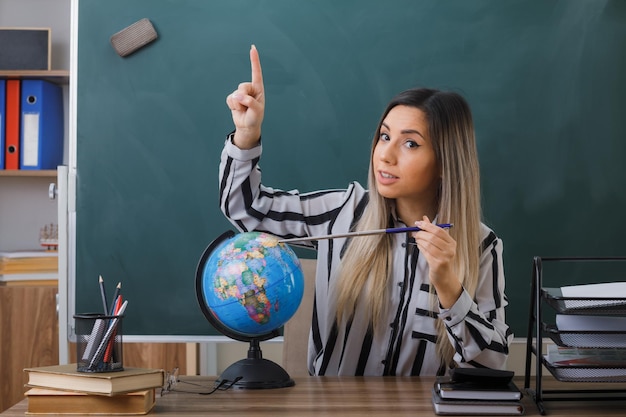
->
[335,88,482,369]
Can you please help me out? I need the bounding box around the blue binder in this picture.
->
[19,79,64,170]
[0,79,5,169]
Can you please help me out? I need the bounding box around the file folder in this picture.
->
[0,80,5,169]
[20,79,64,170]
[4,79,20,170]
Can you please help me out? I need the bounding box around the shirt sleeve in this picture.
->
[218,135,360,242]
[437,232,513,369]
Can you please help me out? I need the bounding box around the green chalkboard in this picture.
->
[74,0,626,338]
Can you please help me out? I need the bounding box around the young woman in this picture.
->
[220,45,512,376]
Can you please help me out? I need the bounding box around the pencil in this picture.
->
[278,224,453,244]
[98,275,109,315]
[109,282,121,315]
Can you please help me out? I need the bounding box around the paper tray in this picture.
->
[543,323,626,349]
[542,288,626,315]
[542,358,626,383]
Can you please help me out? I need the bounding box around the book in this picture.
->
[0,250,58,274]
[0,272,58,285]
[24,364,165,396]
[432,387,524,415]
[435,378,522,401]
[25,387,155,415]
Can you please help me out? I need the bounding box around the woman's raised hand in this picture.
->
[226,45,265,149]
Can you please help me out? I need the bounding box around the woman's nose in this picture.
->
[377,145,396,164]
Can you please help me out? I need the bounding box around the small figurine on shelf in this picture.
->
[39,223,58,251]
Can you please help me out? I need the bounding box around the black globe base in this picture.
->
[216,357,295,389]
[215,339,295,389]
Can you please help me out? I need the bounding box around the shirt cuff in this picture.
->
[438,288,473,327]
[225,133,262,161]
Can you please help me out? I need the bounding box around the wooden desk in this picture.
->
[2,376,625,416]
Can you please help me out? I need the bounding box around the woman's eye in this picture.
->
[405,140,419,148]
[379,133,390,142]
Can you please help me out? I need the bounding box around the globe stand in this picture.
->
[215,338,295,389]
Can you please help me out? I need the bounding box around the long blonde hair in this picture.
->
[335,88,482,369]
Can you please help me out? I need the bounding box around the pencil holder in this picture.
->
[74,313,124,373]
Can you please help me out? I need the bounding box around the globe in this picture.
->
[195,230,305,389]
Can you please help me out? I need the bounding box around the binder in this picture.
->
[20,79,64,170]
[4,79,20,170]
[0,79,5,169]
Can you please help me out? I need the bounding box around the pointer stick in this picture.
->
[278,224,453,244]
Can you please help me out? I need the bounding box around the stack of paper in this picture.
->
[556,314,626,348]
[560,282,626,310]
[546,345,626,367]
[544,345,626,381]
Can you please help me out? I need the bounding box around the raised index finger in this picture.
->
[250,44,264,92]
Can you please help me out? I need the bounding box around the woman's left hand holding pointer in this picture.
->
[414,216,462,308]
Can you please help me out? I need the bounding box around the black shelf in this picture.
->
[524,257,626,415]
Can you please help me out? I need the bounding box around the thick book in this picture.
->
[435,378,522,401]
[24,364,164,396]
[25,388,155,415]
[432,388,524,416]
[0,250,58,274]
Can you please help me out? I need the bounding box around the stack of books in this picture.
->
[431,368,524,415]
[23,363,165,415]
[0,250,58,285]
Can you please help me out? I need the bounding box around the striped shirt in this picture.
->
[219,137,513,376]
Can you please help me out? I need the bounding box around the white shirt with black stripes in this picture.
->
[219,136,513,376]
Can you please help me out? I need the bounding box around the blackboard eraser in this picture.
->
[110,18,157,57]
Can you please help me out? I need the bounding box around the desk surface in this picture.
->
[3,376,625,416]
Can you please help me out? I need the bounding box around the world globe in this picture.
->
[195,230,305,389]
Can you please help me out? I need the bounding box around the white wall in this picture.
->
[0,0,71,70]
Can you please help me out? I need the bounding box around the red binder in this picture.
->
[5,79,21,170]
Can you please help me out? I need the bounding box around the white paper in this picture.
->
[560,282,626,309]
[556,314,626,348]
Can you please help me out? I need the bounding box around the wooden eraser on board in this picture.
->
[110,18,157,57]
